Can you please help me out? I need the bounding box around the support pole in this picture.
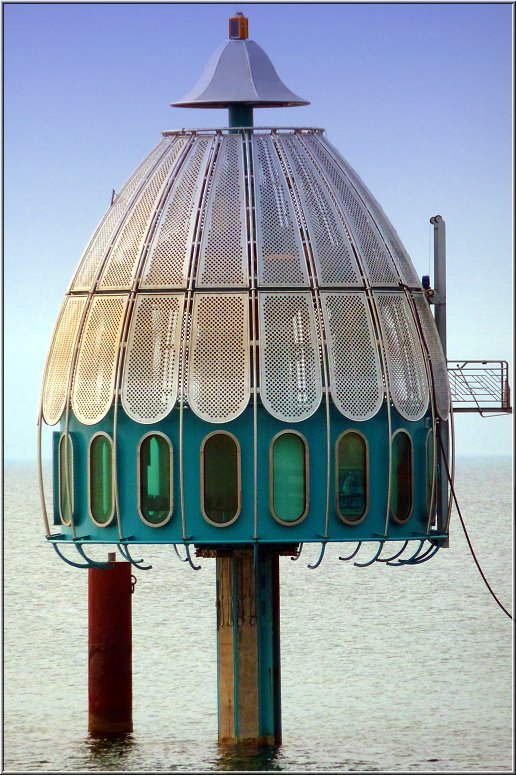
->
[430,215,450,540]
[215,548,281,745]
[88,556,133,735]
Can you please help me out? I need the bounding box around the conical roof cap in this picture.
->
[172,38,309,109]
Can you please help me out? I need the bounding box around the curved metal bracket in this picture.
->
[339,542,362,562]
[172,544,189,563]
[291,543,303,561]
[377,540,409,563]
[75,543,113,569]
[387,539,425,566]
[409,543,442,565]
[51,542,92,569]
[307,541,326,570]
[117,543,152,570]
[185,544,202,571]
[354,541,384,568]
[51,542,112,570]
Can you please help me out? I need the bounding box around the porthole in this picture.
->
[270,431,309,525]
[58,433,74,526]
[390,430,413,523]
[336,430,368,524]
[138,432,173,527]
[426,429,435,519]
[201,432,241,526]
[89,433,114,527]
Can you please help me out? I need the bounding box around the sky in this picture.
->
[3,1,513,460]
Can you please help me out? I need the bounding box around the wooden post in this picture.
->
[215,548,282,745]
[88,557,133,735]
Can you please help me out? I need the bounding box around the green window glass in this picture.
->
[391,431,412,522]
[271,433,307,523]
[426,431,434,516]
[90,434,113,525]
[59,434,73,526]
[202,434,240,524]
[337,432,367,522]
[139,434,172,525]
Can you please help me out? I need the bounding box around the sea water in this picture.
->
[2,457,512,772]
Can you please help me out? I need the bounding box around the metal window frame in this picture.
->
[87,432,116,528]
[136,431,174,528]
[425,427,436,525]
[58,433,74,527]
[389,428,414,525]
[335,429,370,526]
[200,430,242,528]
[269,429,310,527]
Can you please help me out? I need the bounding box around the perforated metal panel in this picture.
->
[277,135,362,287]
[259,292,322,422]
[42,296,87,425]
[321,292,384,420]
[141,137,213,289]
[98,138,188,290]
[374,291,429,420]
[121,294,185,423]
[71,139,170,292]
[196,136,248,288]
[188,293,250,422]
[412,292,450,420]
[320,137,421,288]
[252,135,308,287]
[302,135,400,287]
[71,295,128,424]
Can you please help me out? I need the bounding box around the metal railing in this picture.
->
[447,360,512,414]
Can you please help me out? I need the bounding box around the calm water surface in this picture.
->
[3,457,513,772]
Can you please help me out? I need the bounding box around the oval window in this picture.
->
[89,434,114,526]
[337,431,367,523]
[426,430,434,517]
[139,434,172,526]
[271,432,308,524]
[390,431,413,523]
[59,434,74,526]
[202,433,240,525]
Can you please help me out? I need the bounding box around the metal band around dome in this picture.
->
[276,135,362,287]
[71,295,128,424]
[411,292,451,420]
[188,293,250,423]
[301,135,400,288]
[320,291,384,421]
[121,293,185,423]
[252,135,308,288]
[70,138,171,292]
[97,138,189,290]
[196,135,248,288]
[140,137,214,289]
[42,296,88,425]
[258,292,322,422]
[373,291,429,421]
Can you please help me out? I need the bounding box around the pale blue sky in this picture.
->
[4,2,513,459]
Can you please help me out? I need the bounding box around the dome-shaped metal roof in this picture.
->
[41,128,450,430]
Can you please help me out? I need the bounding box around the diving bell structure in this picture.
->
[39,12,452,561]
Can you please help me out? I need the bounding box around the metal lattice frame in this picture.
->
[321,291,384,420]
[253,135,308,287]
[374,291,429,420]
[188,293,250,422]
[42,296,88,425]
[196,136,248,288]
[71,295,128,424]
[121,294,185,423]
[98,139,188,290]
[70,139,171,292]
[141,137,214,289]
[277,135,362,287]
[411,292,450,420]
[258,292,322,422]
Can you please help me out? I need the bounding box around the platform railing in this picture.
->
[447,360,512,414]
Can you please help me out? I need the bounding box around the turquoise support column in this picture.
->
[228,104,254,131]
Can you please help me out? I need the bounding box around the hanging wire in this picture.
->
[438,433,513,621]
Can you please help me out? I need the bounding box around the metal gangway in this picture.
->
[448,360,512,415]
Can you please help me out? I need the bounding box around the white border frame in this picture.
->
[390,428,414,524]
[58,433,73,526]
[200,430,242,528]
[136,431,174,528]
[335,429,369,526]
[88,432,116,528]
[269,429,310,527]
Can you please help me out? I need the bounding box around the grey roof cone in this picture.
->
[172,36,309,109]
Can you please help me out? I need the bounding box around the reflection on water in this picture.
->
[2,459,513,772]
